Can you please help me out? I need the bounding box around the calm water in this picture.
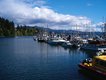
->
[0,37,95,80]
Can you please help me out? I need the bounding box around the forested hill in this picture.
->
[0,17,15,37]
[0,17,39,37]
[16,25,38,36]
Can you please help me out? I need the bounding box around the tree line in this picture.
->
[0,17,38,37]
[0,17,15,37]
[16,25,38,36]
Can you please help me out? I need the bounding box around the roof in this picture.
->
[95,55,106,61]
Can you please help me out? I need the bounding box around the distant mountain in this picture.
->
[34,26,103,35]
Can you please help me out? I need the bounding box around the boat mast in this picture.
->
[104,23,106,40]
[103,17,106,40]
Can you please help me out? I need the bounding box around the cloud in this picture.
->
[86,22,105,32]
[34,0,46,7]
[0,0,100,31]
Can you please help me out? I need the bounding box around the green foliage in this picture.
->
[0,17,39,37]
[16,25,38,36]
[0,17,15,37]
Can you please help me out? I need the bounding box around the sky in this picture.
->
[0,0,106,31]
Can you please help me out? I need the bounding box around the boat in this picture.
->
[78,54,106,80]
[62,41,73,48]
[70,36,84,48]
[80,39,106,51]
[37,34,49,42]
[72,43,81,48]
[37,37,46,42]
[47,37,67,45]
[36,30,49,43]
[33,36,37,41]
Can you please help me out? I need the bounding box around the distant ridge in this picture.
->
[33,26,103,35]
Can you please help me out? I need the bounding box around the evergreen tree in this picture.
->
[16,25,38,36]
[0,17,15,37]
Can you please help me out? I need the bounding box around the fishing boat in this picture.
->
[70,36,84,48]
[37,33,49,42]
[78,54,106,80]
[80,39,106,51]
[37,37,46,42]
[36,30,49,42]
[62,41,73,48]
[47,37,67,45]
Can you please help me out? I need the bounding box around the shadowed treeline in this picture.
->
[0,17,15,37]
[0,17,39,37]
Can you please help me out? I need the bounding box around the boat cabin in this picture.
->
[93,55,106,72]
[88,40,106,46]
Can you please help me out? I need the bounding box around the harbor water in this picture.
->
[0,37,96,80]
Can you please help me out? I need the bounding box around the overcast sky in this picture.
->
[0,0,105,31]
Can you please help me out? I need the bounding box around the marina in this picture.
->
[0,0,106,80]
[32,23,106,80]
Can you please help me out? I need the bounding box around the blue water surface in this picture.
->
[0,37,94,80]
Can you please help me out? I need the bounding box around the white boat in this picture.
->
[62,41,73,48]
[47,37,67,45]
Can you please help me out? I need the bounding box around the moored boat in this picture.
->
[47,37,67,45]
[78,55,106,80]
[37,38,46,42]
[62,41,73,48]
[80,39,106,51]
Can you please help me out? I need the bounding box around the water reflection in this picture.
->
[80,49,97,58]
[0,37,97,80]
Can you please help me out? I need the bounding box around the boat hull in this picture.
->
[37,39,46,42]
[47,41,59,45]
[78,63,106,80]
[80,44,106,51]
